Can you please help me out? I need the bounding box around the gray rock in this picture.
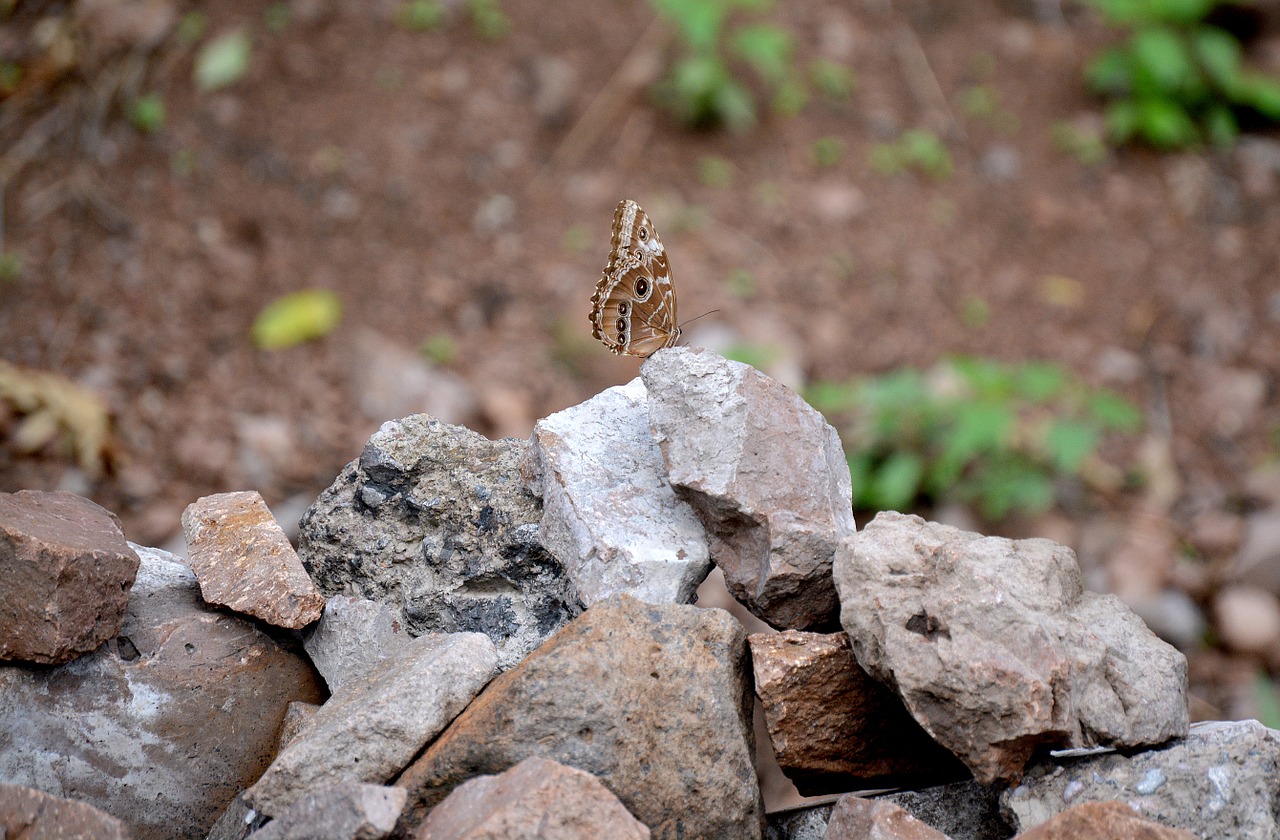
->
[245,632,497,818]
[251,783,406,840]
[642,347,854,630]
[299,414,582,671]
[182,491,325,629]
[0,490,140,664]
[417,756,649,839]
[766,804,834,840]
[205,794,267,840]
[0,544,324,839]
[0,782,130,839]
[303,596,416,694]
[1003,719,1280,838]
[834,512,1189,784]
[524,378,710,607]
[878,780,1012,840]
[394,595,764,839]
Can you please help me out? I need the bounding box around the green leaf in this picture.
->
[810,58,855,99]
[1137,96,1199,147]
[973,460,1055,519]
[1191,26,1242,92]
[653,0,725,52]
[1144,0,1216,25]
[847,452,875,508]
[713,78,756,132]
[195,31,251,91]
[1203,103,1238,147]
[252,289,342,349]
[1015,362,1066,403]
[396,0,444,31]
[1044,418,1099,473]
[1131,27,1196,96]
[1239,74,1280,120]
[805,380,860,414]
[871,451,925,511]
[731,24,793,85]
[128,94,165,133]
[1088,391,1143,432]
[1087,48,1134,94]
[944,402,1014,464]
[1105,99,1141,143]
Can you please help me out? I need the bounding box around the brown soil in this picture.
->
[4,0,1280,753]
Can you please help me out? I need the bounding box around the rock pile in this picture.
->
[0,347,1261,839]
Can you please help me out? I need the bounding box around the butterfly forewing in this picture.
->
[589,199,681,357]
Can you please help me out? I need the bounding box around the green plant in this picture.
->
[868,129,952,180]
[177,12,208,45]
[397,0,444,31]
[1052,120,1109,164]
[421,334,457,365]
[810,136,845,168]
[194,30,251,91]
[128,93,165,133]
[809,59,855,100]
[252,289,342,349]
[650,0,808,132]
[806,357,1143,520]
[468,0,510,40]
[264,3,290,33]
[0,251,22,282]
[1085,0,1280,148]
[726,267,756,299]
[697,155,735,187]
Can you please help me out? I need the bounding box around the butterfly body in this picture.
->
[590,199,681,357]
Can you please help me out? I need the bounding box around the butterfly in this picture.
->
[589,199,681,357]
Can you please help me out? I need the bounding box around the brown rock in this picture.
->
[182,491,325,629]
[416,757,649,839]
[0,782,130,839]
[749,630,968,795]
[1013,800,1195,839]
[0,490,140,664]
[823,796,950,840]
[394,595,763,839]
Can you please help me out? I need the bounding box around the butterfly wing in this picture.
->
[589,200,680,357]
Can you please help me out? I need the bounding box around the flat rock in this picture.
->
[523,378,710,606]
[0,490,140,664]
[299,415,581,671]
[252,783,407,840]
[1003,719,1280,839]
[834,512,1189,783]
[303,595,416,694]
[245,631,497,818]
[749,630,968,794]
[642,347,854,630]
[394,595,763,839]
[823,796,950,840]
[416,756,650,839]
[0,544,324,839]
[183,490,325,629]
[1011,800,1196,839]
[0,782,129,839]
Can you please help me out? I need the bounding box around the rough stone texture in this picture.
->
[303,595,415,694]
[879,781,1012,840]
[766,805,834,840]
[299,415,581,671]
[834,512,1189,784]
[245,632,497,818]
[182,490,326,629]
[749,630,968,794]
[1003,719,1280,839]
[279,701,320,748]
[394,595,763,839]
[416,757,650,839]
[0,782,130,839]
[0,543,325,839]
[252,783,407,840]
[1012,800,1196,840]
[823,796,950,840]
[523,378,710,607]
[0,490,140,664]
[205,793,268,840]
[642,347,854,630]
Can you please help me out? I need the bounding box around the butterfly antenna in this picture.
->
[677,309,719,330]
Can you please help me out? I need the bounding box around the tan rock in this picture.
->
[823,796,950,840]
[1013,800,1195,839]
[0,783,129,839]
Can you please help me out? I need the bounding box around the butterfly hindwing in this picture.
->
[589,199,681,357]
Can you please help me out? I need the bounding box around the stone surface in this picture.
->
[749,630,968,794]
[0,490,140,664]
[0,782,130,839]
[524,378,710,607]
[1003,719,1280,839]
[394,595,763,839]
[205,793,268,840]
[642,347,854,630]
[182,490,326,629]
[834,512,1189,784]
[823,796,950,840]
[416,756,650,839]
[766,805,834,840]
[252,783,406,840]
[299,414,581,671]
[303,595,415,694]
[880,780,1012,840]
[1012,800,1196,840]
[0,543,324,839]
[245,631,497,818]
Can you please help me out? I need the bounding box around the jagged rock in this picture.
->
[245,632,497,818]
[183,491,325,629]
[0,544,324,839]
[252,783,406,840]
[878,781,1012,840]
[766,805,833,840]
[834,512,1189,783]
[749,630,968,794]
[0,490,140,664]
[299,415,581,671]
[523,378,710,607]
[416,756,649,839]
[0,782,129,839]
[1003,719,1280,838]
[1012,800,1196,839]
[823,796,950,840]
[394,595,763,839]
[303,596,415,694]
[642,347,853,630]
